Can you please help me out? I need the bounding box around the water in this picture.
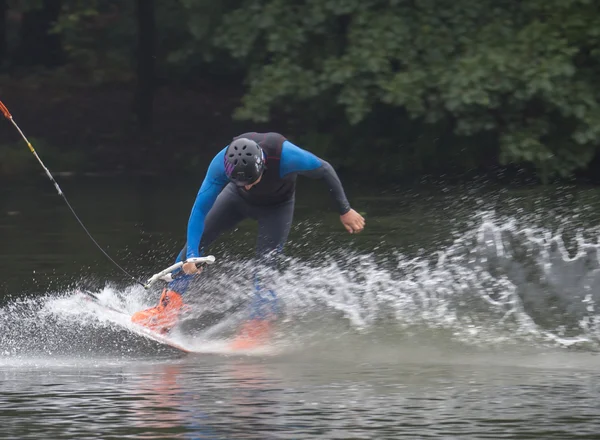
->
[4,354,600,439]
[3,176,600,438]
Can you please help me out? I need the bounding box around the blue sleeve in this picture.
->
[186,148,229,258]
[279,140,322,175]
[280,140,351,215]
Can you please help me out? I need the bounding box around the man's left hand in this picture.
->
[340,209,365,234]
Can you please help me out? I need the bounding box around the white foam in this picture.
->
[4,211,600,357]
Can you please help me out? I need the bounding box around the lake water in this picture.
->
[2,175,600,439]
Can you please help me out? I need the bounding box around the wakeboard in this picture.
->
[79,291,193,353]
[90,255,218,353]
[77,254,273,355]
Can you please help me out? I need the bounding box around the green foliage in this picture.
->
[52,0,137,82]
[169,0,248,78]
[6,0,600,181]
[51,0,238,82]
[210,0,600,180]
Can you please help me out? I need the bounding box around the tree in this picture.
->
[133,0,156,129]
[54,0,137,82]
[211,0,600,180]
[13,0,64,67]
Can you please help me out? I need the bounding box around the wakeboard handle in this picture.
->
[144,255,216,289]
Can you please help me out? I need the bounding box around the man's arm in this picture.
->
[186,148,229,259]
[280,140,351,215]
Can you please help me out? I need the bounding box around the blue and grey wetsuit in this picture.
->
[169,132,352,315]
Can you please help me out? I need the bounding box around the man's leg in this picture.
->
[132,184,247,333]
[255,197,295,258]
[252,196,295,318]
[231,197,295,347]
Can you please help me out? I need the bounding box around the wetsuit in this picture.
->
[169,132,352,315]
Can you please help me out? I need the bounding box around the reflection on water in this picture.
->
[2,354,600,439]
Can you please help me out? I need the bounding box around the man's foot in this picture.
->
[131,289,185,334]
[229,318,273,350]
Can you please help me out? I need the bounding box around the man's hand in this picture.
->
[340,209,365,234]
[182,262,204,275]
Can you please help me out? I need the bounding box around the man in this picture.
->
[131,132,365,346]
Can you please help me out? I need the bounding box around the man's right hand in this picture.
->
[182,262,203,275]
[340,209,365,234]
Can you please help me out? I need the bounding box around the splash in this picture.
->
[3,211,600,360]
[158,212,600,351]
[273,214,600,349]
[0,287,186,360]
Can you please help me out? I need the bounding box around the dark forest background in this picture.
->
[1,0,600,184]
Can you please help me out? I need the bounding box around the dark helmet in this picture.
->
[224,138,265,186]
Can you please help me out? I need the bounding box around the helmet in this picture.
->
[224,138,265,186]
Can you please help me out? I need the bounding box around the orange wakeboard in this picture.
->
[80,291,192,353]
